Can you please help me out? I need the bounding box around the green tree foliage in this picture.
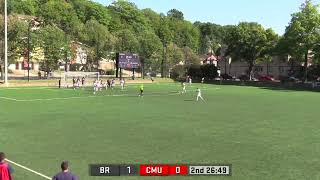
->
[167,9,184,20]
[138,30,162,77]
[8,0,38,15]
[116,29,139,53]
[278,0,320,81]
[225,22,278,79]
[38,25,66,75]
[108,0,149,33]
[71,0,111,26]
[83,19,117,70]
[40,0,82,36]
[168,17,200,52]
[195,22,225,54]
[7,17,28,65]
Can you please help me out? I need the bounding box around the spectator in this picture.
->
[52,161,78,180]
[0,152,13,180]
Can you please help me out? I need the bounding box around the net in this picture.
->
[63,71,99,88]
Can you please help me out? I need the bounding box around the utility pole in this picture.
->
[4,0,8,86]
[27,21,31,82]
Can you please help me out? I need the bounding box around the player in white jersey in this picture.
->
[99,80,103,91]
[104,81,108,90]
[196,88,204,101]
[93,80,98,94]
[111,79,115,90]
[181,82,186,94]
[120,79,125,90]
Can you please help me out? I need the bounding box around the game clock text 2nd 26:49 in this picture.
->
[89,164,232,176]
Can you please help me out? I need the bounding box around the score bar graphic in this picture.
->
[89,164,232,176]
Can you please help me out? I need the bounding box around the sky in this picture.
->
[93,0,320,35]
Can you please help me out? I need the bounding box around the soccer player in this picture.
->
[0,152,13,180]
[111,79,115,90]
[72,78,76,89]
[81,77,85,86]
[99,80,103,91]
[93,80,98,94]
[196,88,204,101]
[120,79,125,90]
[139,84,144,97]
[189,77,192,85]
[201,77,205,84]
[76,77,81,88]
[52,161,78,180]
[107,79,111,89]
[181,82,186,94]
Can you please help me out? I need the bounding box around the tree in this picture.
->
[195,22,224,55]
[225,22,278,79]
[7,16,28,66]
[39,25,66,76]
[166,43,184,69]
[279,0,320,82]
[108,0,149,33]
[167,9,184,20]
[8,0,38,15]
[138,30,162,78]
[71,0,111,26]
[40,0,82,37]
[83,19,117,71]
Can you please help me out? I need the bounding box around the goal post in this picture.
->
[62,71,100,88]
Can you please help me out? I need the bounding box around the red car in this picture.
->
[258,75,275,82]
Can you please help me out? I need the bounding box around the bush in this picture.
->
[186,64,218,80]
[200,64,218,80]
[106,69,115,75]
[170,65,186,80]
[187,64,202,79]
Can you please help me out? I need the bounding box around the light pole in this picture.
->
[4,0,8,86]
[27,21,31,82]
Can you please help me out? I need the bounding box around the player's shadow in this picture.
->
[183,100,194,102]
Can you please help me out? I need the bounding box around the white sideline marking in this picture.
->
[15,94,129,102]
[5,159,51,180]
[0,97,18,101]
[0,91,182,102]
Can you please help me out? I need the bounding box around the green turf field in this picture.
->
[0,83,320,180]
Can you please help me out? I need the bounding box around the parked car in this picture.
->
[280,76,301,83]
[221,74,233,80]
[258,75,275,82]
[238,74,250,81]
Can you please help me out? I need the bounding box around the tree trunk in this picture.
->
[141,60,145,79]
[0,65,3,80]
[161,43,165,78]
[248,61,254,80]
[303,50,308,83]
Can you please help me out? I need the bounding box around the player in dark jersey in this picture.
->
[52,161,78,180]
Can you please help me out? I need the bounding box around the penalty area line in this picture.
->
[5,159,51,180]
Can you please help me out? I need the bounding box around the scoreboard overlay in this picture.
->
[89,164,232,176]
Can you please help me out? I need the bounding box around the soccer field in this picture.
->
[0,83,320,180]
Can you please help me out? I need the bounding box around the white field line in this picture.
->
[5,159,51,180]
[0,87,217,102]
[14,94,129,102]
[0,91,184,102]
[0,97,18,101]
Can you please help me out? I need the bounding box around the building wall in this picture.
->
[217,56,300,79]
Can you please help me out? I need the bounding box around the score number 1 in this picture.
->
[120,165,138,176]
